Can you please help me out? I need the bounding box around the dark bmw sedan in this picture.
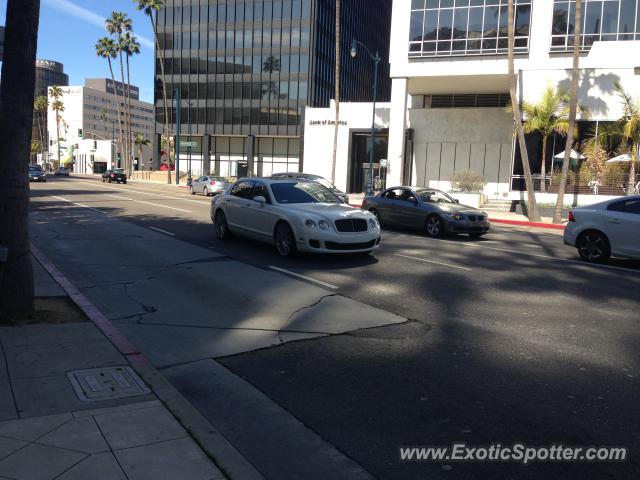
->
[362,186,490,238]
[28,165,46,182]
[102,169,127,184]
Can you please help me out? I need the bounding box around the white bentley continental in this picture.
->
[210,178,381,257]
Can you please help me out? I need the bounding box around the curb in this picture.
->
[31,243,265,480]
[489,218,566,230]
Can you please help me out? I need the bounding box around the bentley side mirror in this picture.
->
[253,196,267,205]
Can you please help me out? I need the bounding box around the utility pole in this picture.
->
[174,87,181,185]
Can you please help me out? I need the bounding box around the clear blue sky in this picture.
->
[1,0,155,103]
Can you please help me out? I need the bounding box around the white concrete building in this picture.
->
[384,0,640,200]
[47,79,155,172]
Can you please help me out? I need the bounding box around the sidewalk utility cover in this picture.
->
[67,366,150,401]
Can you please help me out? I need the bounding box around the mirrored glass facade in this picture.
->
[551,0,640,51]
[408,0,532,57]
[155,0,392,138]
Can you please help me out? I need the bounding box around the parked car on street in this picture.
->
[102,169,127,184]
[54,167,70,177]
[28,165,46,182]
[362,186,490,238]
[190,175,230,196]
[269,172,350,204]
[211,178,380,257]
[564,196,640,263]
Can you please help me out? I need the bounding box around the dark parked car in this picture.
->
[269,172,350,204]
[362,186,490,238]
[28,165,46,182]
[102,169,127,184]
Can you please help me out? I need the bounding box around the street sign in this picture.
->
[182,141,198,147]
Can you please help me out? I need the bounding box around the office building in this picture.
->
[153,0,393,178]
[47,79,155,172]
[382,0,640,199]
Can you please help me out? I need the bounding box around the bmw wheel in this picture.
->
[215,211,230,241]
[426,215,443,237]
[577,231,610,263]
[274,222,297,258]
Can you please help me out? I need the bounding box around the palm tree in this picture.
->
[49,85,65,168]
[135,0,172,183]
[100,106,109,135]
[331,0,341,185]
[553,0,582,224]
[521,87,571,193]
[507,0,540,221]
[106,11,133,173]
[0,0,40,320]
[34,94,48,162]
[134,133,151,169]
[615,83,640,194]
[96,37,125,169]
[122,31,140,174]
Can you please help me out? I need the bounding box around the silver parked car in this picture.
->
[362,186,490,238]
[190,175,230,196]
[211,178,380,257]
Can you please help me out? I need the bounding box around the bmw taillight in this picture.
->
[568,211,575,222]
[111,174,116,177]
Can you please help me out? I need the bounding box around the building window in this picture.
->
[551,0,640,51]
[409,0,532,57]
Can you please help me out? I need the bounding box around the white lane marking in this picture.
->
[77,182,210,205]
[104,194,192,213]
[394,253,473,271]
[50,195,105,214]
[268,266,339,290]
[148,226,176,237]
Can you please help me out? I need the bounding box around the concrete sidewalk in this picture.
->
[0,256,225,480]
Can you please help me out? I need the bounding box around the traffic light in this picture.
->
[78,128,83,138]
[117,152,122,162]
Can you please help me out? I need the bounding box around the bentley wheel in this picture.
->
[215,211,230,241]
[274,222,297,258]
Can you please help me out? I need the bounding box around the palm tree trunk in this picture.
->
[117,49,129,172]
[554,0,581,223]
[540,135,548,193]
[56,111,61,167]
[125,54,133,175]
[629,144,637,195]
[108,60,125,170]
[508,0,540,221]
[330,0,340,185]
[150,15,172,184]
[0,0,40,320]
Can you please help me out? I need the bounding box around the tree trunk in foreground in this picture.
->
[0,0,40,321]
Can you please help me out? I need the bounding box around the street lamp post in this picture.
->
[351,38,381,196]
[174,88,181,185]
[187,99,193,187]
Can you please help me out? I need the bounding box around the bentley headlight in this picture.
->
[305,219,318,230]
[318,220,330,230]
[369,218,379,230]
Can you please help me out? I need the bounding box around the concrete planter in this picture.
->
[448,192,487,209]
[515,203,569,219]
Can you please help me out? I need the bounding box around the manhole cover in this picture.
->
[67,366,150,402]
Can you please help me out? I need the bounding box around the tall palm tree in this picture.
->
[331,0,341,185]
[134,133,151,169]
[100,106,109,136]
[106,11,133,173]
[49,85,65,168]
[135,0,172,183]
[521,87,571,193]
[122,31,140,174]
[507,0,540,221]
[616,84,640,194]
[0,0,40,320]
[34,95,48,162]
[554,0,582,224]
[96,37,125,169]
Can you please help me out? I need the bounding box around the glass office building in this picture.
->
[154,0,392,177]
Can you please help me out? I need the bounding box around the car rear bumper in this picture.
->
[563,223,579,246]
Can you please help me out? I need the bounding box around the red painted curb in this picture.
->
[490,218,566,230]
[31,244,144,360]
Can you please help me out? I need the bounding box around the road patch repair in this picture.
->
[26,195,408,478]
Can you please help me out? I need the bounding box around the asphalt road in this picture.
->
[30,176,640,479]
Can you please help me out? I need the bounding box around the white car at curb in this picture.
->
[564,195,640,262]
[210,178,381,257]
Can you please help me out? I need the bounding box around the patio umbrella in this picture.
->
[605,153,632,163]
[553,149,585,160]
